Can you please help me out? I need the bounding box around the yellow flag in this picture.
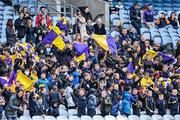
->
[76,53,86,62]
[92,34,109,51]
[10,71,34,92]
[143,50,158,61]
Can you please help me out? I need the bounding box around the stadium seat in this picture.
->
[163,115,174,120]
[116,115,128,120]
[32,116,44,120]
[57,116,69,120]
[171,36,180,49]
[140,27,149,35]
[151,31,161,39]
[59,108,69,117]
[128,115,141,120]
[20,116,31,120]
[69,116,81,120]
[162,36,172,45]
[150,28,159,33]
[112,18,121,26]
[142,32,151,40]
[104,115,116,120]
[168,28,177,33]
[59,104,66,110]
[0,1,4,6]
[44,116,56,120]
[68,109,77,116]
[81,115,93,120]
[153,36,162,44]
[140,115,152,120]
[174,115,180,120]
[151,115,163,120]
[93,115,105,120]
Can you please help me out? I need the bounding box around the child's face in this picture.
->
[148,91,152,97]
[79,90,85,96]
[101,91,106,98]
[132,89,138,95]
[172,89,177,96]
[38,99,43,104]
[159,95,164,100]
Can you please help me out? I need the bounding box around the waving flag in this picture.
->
[127,61,136,77]
[56,16,68,31]
[143,50,158,61]
[157,52,177,64]
[9,71,34,92]
[0,77,7,86]
[92,34,117,53]
[74,42,89,62]
[43,26,65,50]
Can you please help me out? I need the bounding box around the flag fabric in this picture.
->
[7,70,17,87]
[143,50,158,60]
[9,71,34,92]
[157,77,171,88]
[0,77,7,86]
[92,34,117,53]
[157,52,177,64]
[56,16,68,31]
[127,62,135,74]
[43,26,66,50]
[74,42,89,62]
[127,61,136,77]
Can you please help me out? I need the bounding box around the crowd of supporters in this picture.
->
[0,1,179,120]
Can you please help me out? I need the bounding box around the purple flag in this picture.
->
[127,62,135,74]
[56,19,68,31]
[7,70,17,87]
[0,77,7,86]
[106,35,117,54]
[74,42,89,58]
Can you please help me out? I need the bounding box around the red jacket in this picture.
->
[35,13,52,29]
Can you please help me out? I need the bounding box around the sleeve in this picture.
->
[145,97,152,111]
[130,9,137,20]
[35,15,40,28]
[9,96,20,110]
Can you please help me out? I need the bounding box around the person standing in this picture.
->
[93,18,106,35]
[168,89,179,116]
[145,90,155,116]
[156,94,166,116]
[6,19,16,46]
[130,2,141,35]
[35,6,52,29]
[5,90,24,120]
[14,12,26,40]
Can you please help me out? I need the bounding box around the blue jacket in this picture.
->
[72,71,80,87]
[36,78,50,91]
[122,92,132,115]
[111,101,122,116]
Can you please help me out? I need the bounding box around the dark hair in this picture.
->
[134,1,139,6]
[6,19,13,27]
[40,6,46,10]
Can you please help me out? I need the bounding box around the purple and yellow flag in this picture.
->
[56,16,68,31]
[43,26,66,50]
[74,42,89,62]
[92,34,117,54]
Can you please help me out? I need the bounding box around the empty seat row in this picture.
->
[18,114,180,120]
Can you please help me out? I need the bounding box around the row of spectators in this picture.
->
[0,1,179,120]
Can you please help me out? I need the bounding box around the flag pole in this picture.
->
[35,41,42,51]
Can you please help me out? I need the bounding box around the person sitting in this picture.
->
[168,12,178,29]
[156,12,171,29]
[143,4,155,28]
